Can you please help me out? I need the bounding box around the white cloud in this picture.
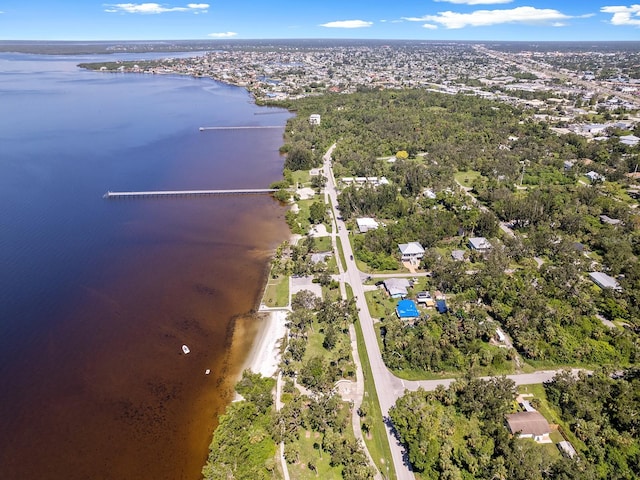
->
[104,3,209,14]
[601,5,640,27]
[423,23,439,29]
[207,31,238,38]
[319,20,373,28]
[404,6,578,29]
[435,0,513,4]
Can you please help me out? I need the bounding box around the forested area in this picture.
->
[381,307,512,375]
[389,371,640,480]
[272,88,640,371]
[545,370,640,479]
[389,376,589,480]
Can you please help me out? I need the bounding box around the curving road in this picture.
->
[322,145,580,480]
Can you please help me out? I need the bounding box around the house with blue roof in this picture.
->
[436,299,448,314]
[396,299,420,320]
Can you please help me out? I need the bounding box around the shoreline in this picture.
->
[241,309,289,378]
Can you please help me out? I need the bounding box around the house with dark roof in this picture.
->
[435,299,448,314]
[506,411,551,444]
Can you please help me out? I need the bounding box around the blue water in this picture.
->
[0,52,291,479]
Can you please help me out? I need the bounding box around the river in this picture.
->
[0,51,291,479]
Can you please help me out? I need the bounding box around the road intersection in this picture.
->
[321,144,581,479]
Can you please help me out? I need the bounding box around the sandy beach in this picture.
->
[242,309,289,378]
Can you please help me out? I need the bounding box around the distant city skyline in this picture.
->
[0,0,639,42]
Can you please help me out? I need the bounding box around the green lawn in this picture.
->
[454,170,484,189]
[294,199,314,233]
[287,431,343,480]
[364,290,397,319]
[336,236,347,272]
[292,170,311,187]
[313,235,332,252]
[262,275,289,308]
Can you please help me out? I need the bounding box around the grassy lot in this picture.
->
[454,170,484,189]
[365,290,397,319]
[326,255,338,274]
[312,235,332,252]
[294,199,314,233]
[287,430,343,480]
[292,170,311,187]
[262,275,289,308]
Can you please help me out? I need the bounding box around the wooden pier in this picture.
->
[198,126,283,131]
[104,188,278,199]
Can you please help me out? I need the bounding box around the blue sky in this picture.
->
[0,0,639,41]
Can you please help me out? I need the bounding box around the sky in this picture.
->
[0,0,639,42]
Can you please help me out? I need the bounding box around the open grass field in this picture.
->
[262,274,289,308]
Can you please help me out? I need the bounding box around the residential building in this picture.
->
[451,250,465,261]
[468,237,492,252]
[398,242,425,263]
[600,214,622,226]
[396,299,420,320]
[416,291,435,307]
[383,278,412,299]
[506,411,552,444]
[589,272,622,291]
[356,217,379,233]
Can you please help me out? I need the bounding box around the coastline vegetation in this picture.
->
[205,72,639,478]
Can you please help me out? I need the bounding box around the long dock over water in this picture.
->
[104,189,277,199]
[199,126,283,131]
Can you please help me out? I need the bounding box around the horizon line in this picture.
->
[2,38,640,43]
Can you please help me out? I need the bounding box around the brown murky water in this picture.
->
[1,196,289,480]
[0,55,292,480]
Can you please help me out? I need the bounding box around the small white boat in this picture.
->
[205,369,211,375]
[182,344,190,354]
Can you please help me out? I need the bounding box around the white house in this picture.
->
[356,217,379,233]
[309,114,321,125]
[506,412,552,444]
[468,237,492,252]
[589,272,622,292]
[620,135,640,147]
[398,242,425,263]
[585,171,605,182]
[383,278,412,299]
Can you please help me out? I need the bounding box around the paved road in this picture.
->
[323,146,580,480]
